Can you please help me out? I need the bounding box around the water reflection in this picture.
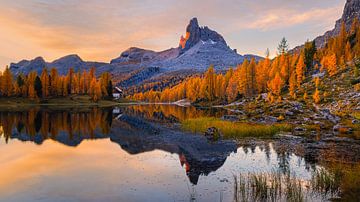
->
[123,104,232,122]
[0,108,113,146]
[0,105,359,201]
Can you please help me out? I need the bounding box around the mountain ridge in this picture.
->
[9,17,260,88]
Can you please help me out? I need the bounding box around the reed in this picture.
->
[182,117,292,138]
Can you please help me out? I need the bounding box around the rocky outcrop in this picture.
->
[293,0,360,51]
[179,18,227,53]
[315,0,360,47]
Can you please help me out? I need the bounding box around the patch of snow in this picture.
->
[210,40,217,44]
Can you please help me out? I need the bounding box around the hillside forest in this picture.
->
[128,21,360,105]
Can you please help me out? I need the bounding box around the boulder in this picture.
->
[204,127,223,141]
[318,108,340,124]
[352,119,360,124]
[333,124,353,134]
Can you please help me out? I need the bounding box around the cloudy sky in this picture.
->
[0,0,346,69]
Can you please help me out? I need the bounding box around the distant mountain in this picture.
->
[9,17,262,88]
[10,54,106,75]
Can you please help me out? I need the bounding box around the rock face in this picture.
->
[315,0,360,47]
[179,18,227,53]
[293,0,360,51]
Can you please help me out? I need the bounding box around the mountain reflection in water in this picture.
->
[0,106,237,185]
[0,105,358,201]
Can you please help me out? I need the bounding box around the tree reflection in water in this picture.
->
[0,108,113,145]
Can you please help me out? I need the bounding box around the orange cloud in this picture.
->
[247,6,343,31]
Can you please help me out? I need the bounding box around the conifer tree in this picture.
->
[313,88,321,104]
[289,71,297,99]
[296,54,305,88]
[34,76,42,98]
[278,37,289,55]
[1,67,13,96]
[40,68,50,98]
[203,65,216,101]
[50,68,58,96]
[268,72,283,96]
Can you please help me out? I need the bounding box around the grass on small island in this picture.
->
[182,117,292,138]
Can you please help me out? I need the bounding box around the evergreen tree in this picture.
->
[1,67,13,96]
[296,54,305,88]
[40,68,50,97]
[34,76,42,98]
[107,80,113,98]
[304,40,316,71]
[289,71,297,99]
[278,37,289,55]
[203,65,216,101]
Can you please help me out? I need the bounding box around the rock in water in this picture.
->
[204,127,223,141]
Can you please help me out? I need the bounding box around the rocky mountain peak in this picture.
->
[179,17,227,53]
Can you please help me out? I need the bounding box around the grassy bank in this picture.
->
[0,95,122,109]
[233,168,342,202]
[182,117,292,138]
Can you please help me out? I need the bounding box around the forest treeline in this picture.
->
[0,67,113,101]
[129,21,360,104]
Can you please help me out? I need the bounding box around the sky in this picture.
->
[0,0,346,69]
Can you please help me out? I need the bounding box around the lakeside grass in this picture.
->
[233,169,342,202]
[182,117,292,138]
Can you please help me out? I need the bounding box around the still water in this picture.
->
[0,105,346,201]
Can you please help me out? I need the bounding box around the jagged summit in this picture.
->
[179,17,227,53]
